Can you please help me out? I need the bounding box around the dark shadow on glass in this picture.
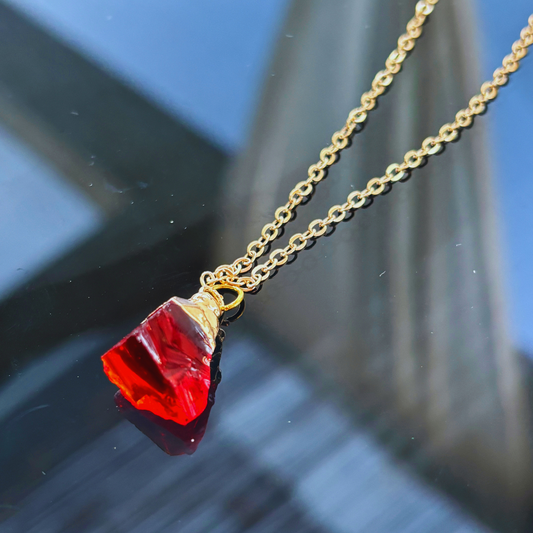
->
[221,299,246,326]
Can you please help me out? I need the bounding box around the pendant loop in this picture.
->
[203,284,244,313]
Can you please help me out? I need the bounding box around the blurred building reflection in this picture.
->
[0,338,490,533]
[220,0,533,530]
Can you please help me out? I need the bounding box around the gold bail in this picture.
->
[203,284,244,313]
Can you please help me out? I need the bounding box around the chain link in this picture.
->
[201,8,533,293]
[200,0,438,290]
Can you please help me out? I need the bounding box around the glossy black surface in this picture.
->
[1,1,533,532]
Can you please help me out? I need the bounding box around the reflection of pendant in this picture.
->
[101,286,242,425]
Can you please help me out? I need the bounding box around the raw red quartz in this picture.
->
[101,297,217,425]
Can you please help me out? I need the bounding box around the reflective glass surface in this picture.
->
[1,1,533,532]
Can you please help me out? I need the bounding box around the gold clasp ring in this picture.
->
[204,284,244,313]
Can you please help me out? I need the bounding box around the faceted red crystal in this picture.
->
[101,297,216,425]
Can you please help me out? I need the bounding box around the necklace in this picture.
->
[101,1,533,430]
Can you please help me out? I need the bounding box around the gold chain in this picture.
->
[200,4,533,294]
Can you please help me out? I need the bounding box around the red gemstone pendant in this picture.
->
[101,293,221,425]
